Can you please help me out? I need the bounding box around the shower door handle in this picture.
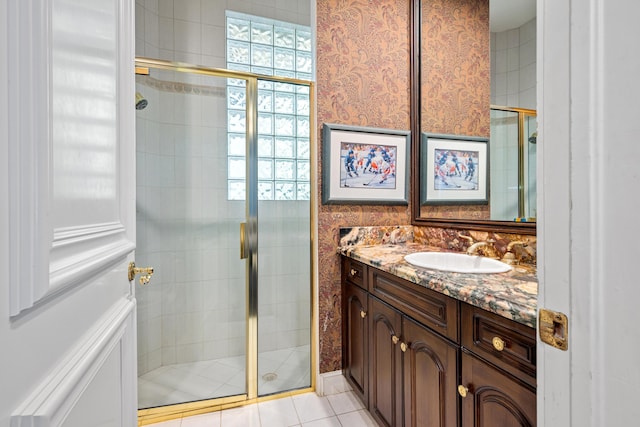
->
[240,222,247,259]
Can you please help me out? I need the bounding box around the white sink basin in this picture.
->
[404,252,512,274]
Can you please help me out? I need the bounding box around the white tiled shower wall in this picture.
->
[135,0,310,69]
[491,18,537,110]
[489,18,537,220]
[135,0,312,376]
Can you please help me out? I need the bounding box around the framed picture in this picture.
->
[322,123,410,205]
[421,133,489,205]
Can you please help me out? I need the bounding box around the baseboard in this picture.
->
[315,370,352,396]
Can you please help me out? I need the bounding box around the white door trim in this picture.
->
[537,0,572,424]
[7,0,53,316]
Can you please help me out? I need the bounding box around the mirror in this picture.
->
[411,0,537,234]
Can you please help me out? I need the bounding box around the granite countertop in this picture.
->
[339,242,538,328]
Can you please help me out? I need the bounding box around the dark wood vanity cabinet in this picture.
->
[369,296,403,427]
[342,266,369,405]
[460,304,537,427]
[341,256,536,427]
[402,315,459,427]
[460,352,536,427]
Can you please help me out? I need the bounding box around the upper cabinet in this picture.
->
[410,0,537,235]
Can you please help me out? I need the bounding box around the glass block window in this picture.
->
[226,11,313,201]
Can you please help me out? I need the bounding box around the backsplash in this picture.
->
[338,225,414,247]
[413,226,536,266]
[339,225,537,266]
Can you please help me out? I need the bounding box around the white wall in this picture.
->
[491,18,536,109]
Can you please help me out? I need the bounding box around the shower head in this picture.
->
[135,92,148,110]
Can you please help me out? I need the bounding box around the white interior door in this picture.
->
[1,0,138,426]
[539,0,640,425]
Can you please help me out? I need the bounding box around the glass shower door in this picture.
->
[256,81,312,396]
[490,109,520,220]
[135,60,314,424]
[135,68,249,409]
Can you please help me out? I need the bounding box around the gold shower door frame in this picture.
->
[135,57,317,426]
[490,105,537,219]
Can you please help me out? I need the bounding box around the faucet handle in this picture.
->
[506,240,527,251]
[458,233,474,244]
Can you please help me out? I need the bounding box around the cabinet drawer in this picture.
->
[369,267,459,342]
[461,303,536,387]
[342,257,366,289]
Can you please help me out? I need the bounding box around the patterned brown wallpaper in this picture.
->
[316,0,491,373]
[316,0,411,373]
[420,0,491,219]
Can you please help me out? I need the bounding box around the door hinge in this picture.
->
[539,308,568,350]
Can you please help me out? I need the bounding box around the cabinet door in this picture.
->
[369,296,403,427]
[403,317,459,427]
[460,352,536,427]
[343,282,369,405]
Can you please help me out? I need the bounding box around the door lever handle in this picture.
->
[128,262,154,285]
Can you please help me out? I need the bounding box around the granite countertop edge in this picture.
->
[338,243,538,329]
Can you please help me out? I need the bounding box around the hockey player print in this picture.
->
[433,149,479,191]
[339,142,397,189]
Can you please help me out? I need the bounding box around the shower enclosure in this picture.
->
[134,58,314,424]
[489,106,537,221]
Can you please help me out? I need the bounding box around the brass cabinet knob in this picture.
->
[360,310,367,319]
[400,342,408,352]
[392,335,400,344]
[350,268,358,277]
[458,385,469,398]
[492,336,506,352]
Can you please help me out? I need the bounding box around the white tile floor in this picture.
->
[139,346,311,409]
[147,390,379,427]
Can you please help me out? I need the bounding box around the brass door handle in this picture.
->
[400,342,408,352]
[392,335,400,344]
[350,269,358,277]
[360,310,367,318]
[492,336,506,351]
[128,262,154,285]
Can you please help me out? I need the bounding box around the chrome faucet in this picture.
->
[466,238,499,258]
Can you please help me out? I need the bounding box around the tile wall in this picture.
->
[491,18,537,110]
[135,0,310,69]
